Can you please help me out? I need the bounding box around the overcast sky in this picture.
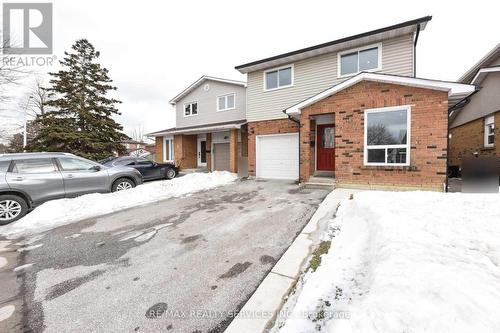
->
[1,0,499,142]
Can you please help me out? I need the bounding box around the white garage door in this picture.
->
[256,133,299,180]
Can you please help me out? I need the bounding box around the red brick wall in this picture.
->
[301,81,449,191]
[174,134,197,169]
[155,136,163,162]
[247,119,299,176]
[449,111,500,168]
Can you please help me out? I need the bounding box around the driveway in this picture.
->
[0,179,329,333]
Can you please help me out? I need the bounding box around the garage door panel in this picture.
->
[256,134,299,180]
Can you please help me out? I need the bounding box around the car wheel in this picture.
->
[0,194,28,225]
[165,168,176,180]
[112,178,135,192]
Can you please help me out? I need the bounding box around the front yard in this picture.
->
[274,190,500,333]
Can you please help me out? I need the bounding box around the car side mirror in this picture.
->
[91,165,102,171]
[152,162,158,167]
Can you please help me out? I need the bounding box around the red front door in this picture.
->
[317,124,335,171]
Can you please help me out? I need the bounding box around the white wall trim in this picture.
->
[285,72,476,115]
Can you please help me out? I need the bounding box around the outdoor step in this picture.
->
[303,182,336,190]
[307,176,336,184]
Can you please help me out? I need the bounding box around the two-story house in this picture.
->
[149,76,247,173]
[235,16,475,191]
[449,43,500,175]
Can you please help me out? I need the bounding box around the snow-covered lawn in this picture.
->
[275,191,500,333]
[1,171,237,238]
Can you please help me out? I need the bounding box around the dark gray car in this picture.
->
[0,152,143,224]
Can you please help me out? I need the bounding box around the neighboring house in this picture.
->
[119,140,149,157]
[148,76,247,173]
[449,43,500,173]
[235,16,475,191]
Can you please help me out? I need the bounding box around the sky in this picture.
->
[0,0,499,143]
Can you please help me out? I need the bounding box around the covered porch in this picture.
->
[151,120,248,176]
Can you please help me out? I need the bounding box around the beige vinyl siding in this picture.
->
[246,34,414,122]
[451,71,500,128]
[175,80,246,128]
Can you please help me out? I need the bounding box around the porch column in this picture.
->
[229,128,238,173]
[155,136,163,163]
[206,133,212,171]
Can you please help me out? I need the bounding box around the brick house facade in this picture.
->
[299,81,449,191]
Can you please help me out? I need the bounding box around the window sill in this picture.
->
[263,85,293,92]
[217,107,236,112]
[361,165,416,171]
[481,146,495,151]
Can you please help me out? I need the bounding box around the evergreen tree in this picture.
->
[28,39,127,160]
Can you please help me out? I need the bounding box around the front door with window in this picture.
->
[317,124,335,171]
[197,138,207,167]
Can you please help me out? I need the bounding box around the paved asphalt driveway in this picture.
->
[0,179,329,333]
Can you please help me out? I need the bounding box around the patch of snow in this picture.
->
[0,305,15,322]
[154,222,173,231]
[0,256,7,269]
[276,191,500,333]
[119,231,145,242]
[14,263,34,272]
[64,233,82,239]
[134,230,156,242]
[1,171,237,238]
[17,243,43,252]
[0,241,11,253]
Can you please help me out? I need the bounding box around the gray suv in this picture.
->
[0,152,143,224]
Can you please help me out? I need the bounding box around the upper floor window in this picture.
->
[217,93,236,111]
[264,65,293,91]
[339,44,381,77]
[485,115,495,147]
[184,102,198,117]
[364,105,410,166]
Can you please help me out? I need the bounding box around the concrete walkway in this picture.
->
[225,188,359,333]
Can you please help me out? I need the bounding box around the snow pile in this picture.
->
[277,191,500,333]
[1,171,236,237]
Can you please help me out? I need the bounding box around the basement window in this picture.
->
[364,105,411,166]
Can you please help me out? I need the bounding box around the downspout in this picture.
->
[413,24,421,77]
[283,110,301,183]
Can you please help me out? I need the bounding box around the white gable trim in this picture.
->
[169,76,246,105]
[471,66,500,85]
[285,72,476,115]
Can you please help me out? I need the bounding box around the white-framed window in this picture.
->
[263,65,293,91]
[338,43,381,77]
[163,137,174,162]
[217,93,236,111]
[184,102,198,117]
[484,115,495,147]
[364,105,411,166]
